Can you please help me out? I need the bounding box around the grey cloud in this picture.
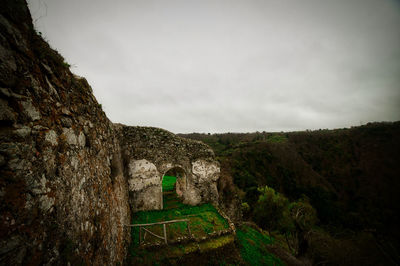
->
[27,0,400,133]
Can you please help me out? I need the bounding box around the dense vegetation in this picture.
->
[180,121,400,265]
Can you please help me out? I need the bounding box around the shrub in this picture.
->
[253,186,289,235]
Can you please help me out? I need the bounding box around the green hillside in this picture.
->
[180,122,400,265]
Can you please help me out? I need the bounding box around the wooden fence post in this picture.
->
[163,224,167,244]
[187,222,192,238]
[139,226,142,245]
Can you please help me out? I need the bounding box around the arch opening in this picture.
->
[161,166,187,209]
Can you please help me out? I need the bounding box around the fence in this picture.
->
[125,219,192,245]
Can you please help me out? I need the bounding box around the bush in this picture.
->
[241,202,250,215]
[253,186,289,235]
[289,197,318,232]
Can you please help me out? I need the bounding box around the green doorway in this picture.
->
[162,175,177,192]
[161,167,186,209]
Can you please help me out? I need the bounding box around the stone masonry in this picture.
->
[0,1,220,264]
[118,125,220,212]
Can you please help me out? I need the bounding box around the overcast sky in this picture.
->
[27,0,400,133]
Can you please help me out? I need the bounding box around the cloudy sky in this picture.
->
[27,0,400,133]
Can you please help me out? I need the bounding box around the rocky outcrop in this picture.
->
[0,1,130,264]
[0,1,221,264]
[217,165,243,223]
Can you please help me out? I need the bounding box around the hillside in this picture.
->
[1,0,398,264]
[180,121,400,264]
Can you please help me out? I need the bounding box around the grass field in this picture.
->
[236,225,283,266]
[128,202,231,264]
[127,175,233,264]
[127,195,281,265]
[162,175,176,191]
[163,191,186,209]
[130,203,229,247]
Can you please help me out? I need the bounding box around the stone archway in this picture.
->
[161,166,187,209]
[121,126,221,212]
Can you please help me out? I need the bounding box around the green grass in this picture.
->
[128,180,231,264]
[163,191,186,209]
[127,235,235,265]
[130,203,229,247]
[236,225,283,266]
[128,202,231,265]
[162,175,177,191]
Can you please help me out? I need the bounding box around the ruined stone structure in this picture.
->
[0,1,220,264]
[118,125,220,211]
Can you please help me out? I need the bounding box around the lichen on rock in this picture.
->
[0,1,130,264]
[0,1,221,264]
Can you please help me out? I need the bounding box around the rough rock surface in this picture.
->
[0,1,221,264]
[0,1,130,264]
[118,125,220,212]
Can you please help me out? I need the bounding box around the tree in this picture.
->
[289,196,318,256]
[252,186,319,257]
[253,186,289,236]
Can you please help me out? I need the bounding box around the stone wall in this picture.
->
[0,1,221,264]
[118,125,220,212]
[0,1,130,264]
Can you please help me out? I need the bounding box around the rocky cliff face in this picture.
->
[0,1,130,264]
[0,1,222,264]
